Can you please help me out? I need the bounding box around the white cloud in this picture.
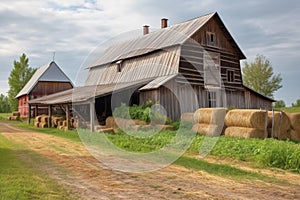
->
[0,0,299,105]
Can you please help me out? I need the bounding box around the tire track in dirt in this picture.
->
[1,123,299,200]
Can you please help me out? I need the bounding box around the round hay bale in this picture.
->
[34,122,40,128]
[267,128,291,140]
[181,113,194,123]
[287,113,300,130]
[39,122,48,128]
[192,124,199,133]
[224,127,265,139]
[40,115,49,123]
[6,116,11,120]
[106,117,116,128]
[12,112,20,117]
[225,109,266,129]
[194,108,227,125]
[36,115,43,122]
[268,111,291,131]
[290,129,300,142]
[193,123,224,136]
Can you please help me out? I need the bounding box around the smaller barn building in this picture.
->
[16,61,73,117]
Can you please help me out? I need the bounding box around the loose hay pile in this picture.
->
[287,113,300,141]
[224,109,267,139]
[192,108,227,136]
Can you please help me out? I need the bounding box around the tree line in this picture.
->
[1,53,36,113]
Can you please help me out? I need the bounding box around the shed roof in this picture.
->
[89,12,245,68]
[16,61,73,98]
[29,78,154,105]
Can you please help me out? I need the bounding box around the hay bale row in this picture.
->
[225,109,266,130]
[192,123,224,136]
[288,113,300,130]
[287,113,300,142]
[194,108,227,124]
[224,127,265,139]
[192,108,227,136]
[267,111,291,139]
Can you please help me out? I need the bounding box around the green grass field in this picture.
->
[15,123,300,173]
[0,135,75,200]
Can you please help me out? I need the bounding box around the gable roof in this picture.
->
[16,61,73,98]
[89,12,245,68]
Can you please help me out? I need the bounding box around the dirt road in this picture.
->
[1,122,299,199]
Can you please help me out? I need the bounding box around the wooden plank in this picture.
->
[90,101,95,132]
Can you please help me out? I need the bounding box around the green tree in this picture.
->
[242,54,282,98]
[274,100,285,108]
[8,54,36,111]
[292,99,300,107]
[0,94,11,113]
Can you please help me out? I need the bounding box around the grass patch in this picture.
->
[0,113,11,120]
[16,123,81,142]
[0,135,74,200]
[12,121,300,173]
[189,135,300,173]
[276,106,300,113]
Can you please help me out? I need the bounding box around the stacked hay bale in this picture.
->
[6,112,20,121]
[39,115,50,128]
[34,115,42,127]
[51,116,64,128]
[267,111,291,140]
[192,108,227,136]
[287,113,300,142]
[224,109,267,139]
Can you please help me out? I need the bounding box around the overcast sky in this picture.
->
[0,0,299,106]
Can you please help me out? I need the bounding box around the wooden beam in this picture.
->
[66,104,70,130]
[27,104,31,124]
[90,101,95,132]
[48,105,52,128]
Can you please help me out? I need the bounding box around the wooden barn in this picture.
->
[16,61,73,117]
[29,12,274,125]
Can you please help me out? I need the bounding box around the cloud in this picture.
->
[0,0,299,105]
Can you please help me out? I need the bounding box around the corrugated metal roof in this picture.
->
[139,74,177,91]
[89,13,215,68]
[29,78,154,105]
[16,61,73,98]
[85,46,180,85]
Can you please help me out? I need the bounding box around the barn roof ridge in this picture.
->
[16,61,73,98]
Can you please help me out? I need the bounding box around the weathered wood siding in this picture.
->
[18,95,29,117]
[18,81,73,117]
[30,81,73,100]
[244,89,272,109]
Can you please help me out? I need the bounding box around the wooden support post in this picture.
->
[48,105,52,128]
[264,108,268,138]
[271,109,275,138]
[35,105,38,117]
[90,101,95,132]
[66,104,70,130]
[28,104,31,124]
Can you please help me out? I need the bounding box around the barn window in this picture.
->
[208,91,217,108]
[227,70,234,82]
[206,32,216,46]
[116,60,123,72]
